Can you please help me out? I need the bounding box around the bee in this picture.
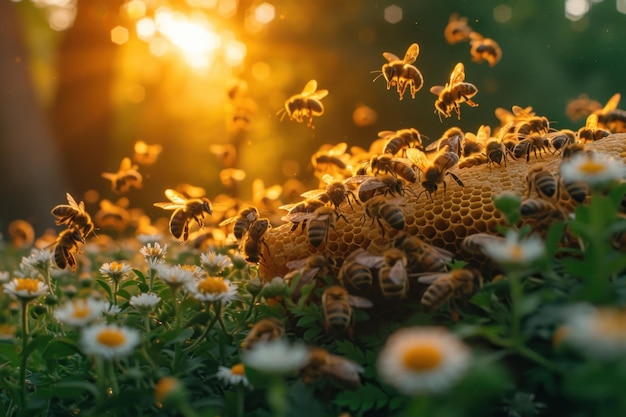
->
[578,113,610,142]
[277,79,328,128]
[513,134,550,162]
[300,174,358,210]
[484,138,509,170]
[426,127,465,157]
[380,128,424,156]
[430,62,478,121]
[321,285,372,337]
[218,206,259,241]
[338,248,383,292]
[53,228,85,272]
[368,154,417,183]
[153,189,213,242]
[546,129,576,153]
[409,148,464,198]
[461,233,506,256]
[595,93,626,133]
[51,192,95,238]
[458,153,488,169]
[345,175,406,203]
[311,142,349,176]
[241,317,285,350]
[565,93,602,122]
[560,178,589,204]
[520,198,566,222]
[306,206,345,248]
[374,42,424,100]
[468,32,502,67]
[8,220,35,249]
[101,157,143,194]
[94,199,130,233]
[300,347,364,389]
[242,218,270,264]
[280,199,326,232]
[444,13,472,44]
[525,165,559,200]
[378,248,409,299]
[363,195,405,235]
[133,140,162,165]
[418,269,483,312]
[395,234,453,273]
[285,253,337,291]
[561,142,590,160]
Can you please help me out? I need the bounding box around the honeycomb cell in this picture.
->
[422,225,436,239]
[442,230,457,243]
[434,218,448,231]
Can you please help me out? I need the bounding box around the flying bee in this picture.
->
[380,128,424,156]
[306,206,346,248]
[468,32,502,67]
[546,129,576,153]
[430,62,478,121]
[408,148,464,198]
[218,206,259,241]
[363,195,405,235]
[322,285,373,337]
[242,218,270,264]
[101,157,143,194]
[51,192,95,238]
[368,154,417,183]
[394,233,454,273]
[566,93,602,122]
[338,248,384,292]
[133,140,162,165]
[53,228,85,272]
[513,134,550,162]
[595,93,626,133]
[345,175,406,203]
[374,42,424,100]
[94,199,130,233]
[153,189,213,242]
[418,269,483,313]
[444,13,472,44]
[8,220,35,249]
[525,165,559,200]
[300,174,358,210]
[461,233,507,256]
[277,79,328,128]
[578,113,610,142]
[300,347,364,389]
[378,248,409,299]
[241,317,285,350]
[520,198,566,223]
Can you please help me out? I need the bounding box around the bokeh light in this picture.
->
[384,5,403,24]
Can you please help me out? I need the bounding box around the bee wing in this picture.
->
[300,189,327,200]
[218,215,239,227]
[309,89,329,100]
[403,43,419,64]
[329,142,348,156]
[430,245,455,262]
[356,179,386,194]
[512,105,534,118]
[429,85,444,96]
[354,251,385,268]
[388,260,407,284]
[585,113,599,128]
[416,272,445,285]
[322,173,340,186]
[347,295,374,309]
[285,257,309,271]
[301,79,318,96]
[437,152,460,171]
[382,52,400,62]
[377,130,396,138]
[65,193,80,209]
[282,211,315,224]
[153,202,182,210]
[101,172,116,181]
[495,107,515,124]
[344,175,375,186]
[405,147,427,166]
[450,62,465,85]
[164,189,188,204]
[601,93,621,114]
[119,157,133,171]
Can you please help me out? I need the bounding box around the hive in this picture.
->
[259,133,626,279]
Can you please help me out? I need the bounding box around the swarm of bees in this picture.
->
[444,13,502,66]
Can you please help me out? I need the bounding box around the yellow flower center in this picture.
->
[230,363,245,375]
[579,160,606,175]
[401,344,443,372]
[96,328,126,347]
[15,278,40,293]
[109,262,125,273]
[595,309,626,338]
[180,264,196,273]
[198,277,228,294]
[510,244,523,261]
[154,377,180,402]
[73,300,91,318]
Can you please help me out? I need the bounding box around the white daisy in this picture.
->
[3,278,49,301]
[54,298,107,327]
[129,292,161,312]
[140,242,167,269]
[377,326,471,396]
[200,252,233,275]
[242,339,309,376]
[0,271,10,283]
[103,303,122,317]
[560,151,626,187]
[20,249,54,276]
[216,363,250,387]
[178,264,206,280]
[561,304,626,360]
[155,264,194,289]
[99,261,132,283]
[80,323,140,360]
[481,230,544,268]
[188,277,238,304]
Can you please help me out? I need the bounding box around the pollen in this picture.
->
[15,278,40,293]
[198,277,228,294]
[96,328,126,347]
[230,363,245,375]
[579,160,606,174]
[401,344,443,371]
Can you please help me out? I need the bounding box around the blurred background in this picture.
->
[1,0,626,234]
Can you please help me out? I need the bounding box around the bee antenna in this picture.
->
[372,72,385,82]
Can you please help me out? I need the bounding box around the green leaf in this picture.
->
[494,192,521,225]
[23,334,54,358]
[41,337,80,360]
[296,315,319,327]
[95,279,113,300]
[48,380,99,400]
[0,341,19,365]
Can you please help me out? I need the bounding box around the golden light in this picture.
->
[254,3,276,24]
[224,40,247,66]
[148,38,169,56]
[251,61,271,81]
[136,17,156,40]
[384,5,403,24]
[111,26,130,45]
[125,0,146,20]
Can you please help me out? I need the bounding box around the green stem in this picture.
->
[107,360,120,396]
[267,378,288,417]
[509,272,523,344]
[18,301,29,412]
[184,303,220,352]
[112,279,119,306]
[242,293,257,322]
[148,268,156,292]
[516,345,562,373]
[236,383,245,417]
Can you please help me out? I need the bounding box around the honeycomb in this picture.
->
[259,134,626,279]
